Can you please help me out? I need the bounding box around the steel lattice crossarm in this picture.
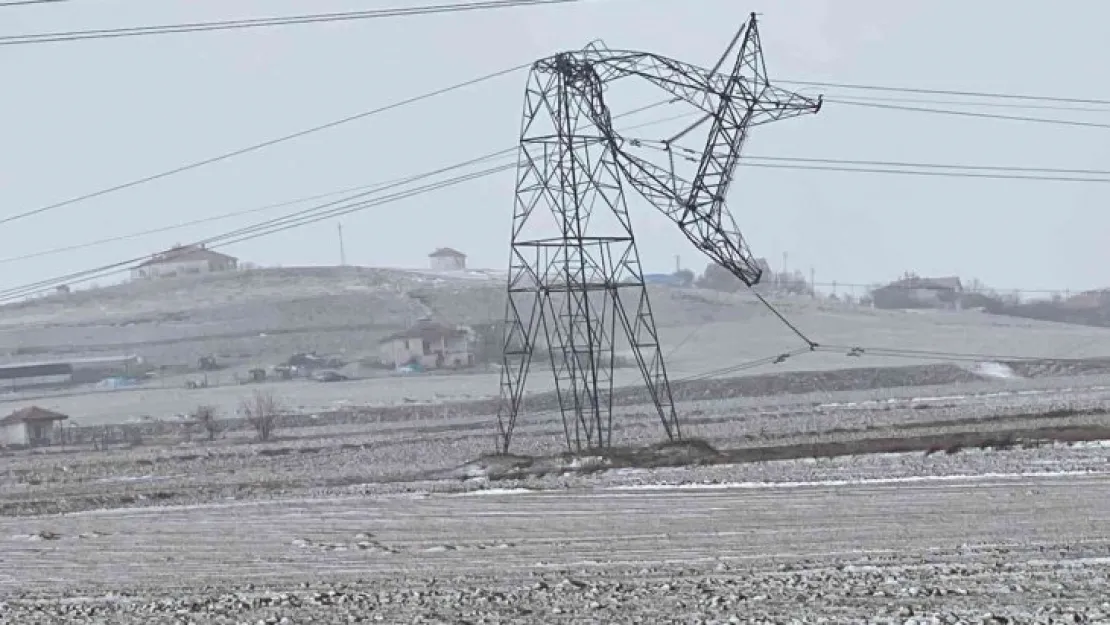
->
[537,14,823,286]
[496,13,822,454]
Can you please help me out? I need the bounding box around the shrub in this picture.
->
[241,391,282,442]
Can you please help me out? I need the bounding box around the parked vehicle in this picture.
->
[312,370,348,383]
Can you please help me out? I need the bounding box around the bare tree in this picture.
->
[192,404,220,441]
[241,391,282,441]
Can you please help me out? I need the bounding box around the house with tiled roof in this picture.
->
[0,406,68,447]
[428,247,467,271]
[131,244,238,281]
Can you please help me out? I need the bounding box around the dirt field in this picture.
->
[4,268,1110,621]
[1,372,1109,621]
[2,473,1108,623]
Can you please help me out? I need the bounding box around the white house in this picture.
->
[428,247,467,271]
[131,244,239,280]
[378,322,474,369]
[0,406,68,447]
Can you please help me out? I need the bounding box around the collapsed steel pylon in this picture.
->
[496,13,822,453]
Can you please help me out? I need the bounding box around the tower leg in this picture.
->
[495,66,680,454]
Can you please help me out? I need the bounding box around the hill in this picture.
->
[1,266,1109,374]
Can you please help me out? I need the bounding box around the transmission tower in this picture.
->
[496,13,822,453]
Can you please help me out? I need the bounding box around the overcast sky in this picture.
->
[1,0,1107,295]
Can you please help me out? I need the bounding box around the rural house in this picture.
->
[428,247,467,271]
[0,406,68,447]
[378,321,474,370]
[871,275,963,310]
[131,244,239,280]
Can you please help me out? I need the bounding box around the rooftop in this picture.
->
[0,406,68,425]
[380,322,467,344]
[137,245,238,268]
[885,276,963,291]
[428,247,466,258]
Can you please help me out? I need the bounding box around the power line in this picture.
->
[6,76,1105,231]
[676,347,816,382]
[815,344,1054,364]
[0,0,68,6]
[0,95,679,294]
[25,151,1110,267]
[829,98,1110,131]
[633,130,1110,183]
[2,98,678,267]
[0,160,517,302]
[0,63,527,227]
[746,155,1110,177]
[0,0,596,46]
[0,149,516,266]
[818,92,1110,114]
[741,161,1110,184]
[780,78,1110,107]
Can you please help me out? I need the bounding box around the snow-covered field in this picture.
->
[1,266,1110,428]
[2,267,1110,621]
[1,266,1109,371]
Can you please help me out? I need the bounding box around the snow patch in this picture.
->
[972,361,1019,379]
[455,488,536,497]
[602,469,1103,492]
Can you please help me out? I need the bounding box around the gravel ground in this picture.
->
[2,373,1109,516]
[1,474,1108,623]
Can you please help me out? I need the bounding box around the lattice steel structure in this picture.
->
[496,13,822,453]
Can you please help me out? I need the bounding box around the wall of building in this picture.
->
[131,258,237,280]
[430,255,465,271]
[0,422,27,446]
[0,373,72,390]
[378,337,425,368]
[378,334,473,369]
[0,362,74,390]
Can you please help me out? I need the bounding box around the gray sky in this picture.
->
[1,0,1107,294]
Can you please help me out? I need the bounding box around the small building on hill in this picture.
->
[131,244,238,281]
[428,247,467,271]
[378,321,473,370]
[871,275,963,310]
[0,406,68,447]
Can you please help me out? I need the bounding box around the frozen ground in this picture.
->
[2,473,1109,623]
[1,266,1109,372]
[1,375,1109,621]
[3,267,1110,620]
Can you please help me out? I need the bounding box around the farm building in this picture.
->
[0,406,68,447]
[428,247,467,271]
[131,244,238,280]
[378,321,474,369]
[0,361,73,391]
[0,355,142,390]
[871,276,963,310]
[69,354,143,383]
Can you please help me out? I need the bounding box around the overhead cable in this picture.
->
[0,0,596,46]
[0,149,516,266]
[0,63,527,227]
[829,98,1110,130]
[780,78,1110,107]
[0,160,516,302]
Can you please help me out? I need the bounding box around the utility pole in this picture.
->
[810,266,815,299]
[337,223,347,266]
